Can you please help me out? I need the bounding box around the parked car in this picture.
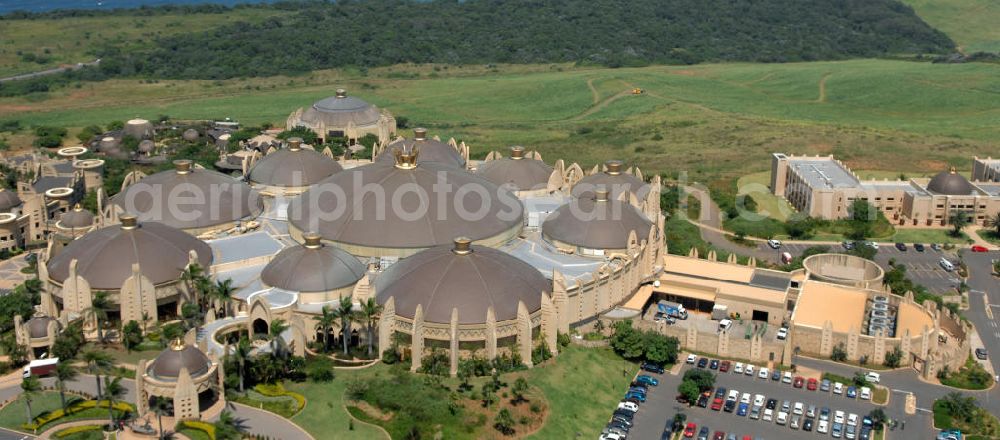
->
[740,393,751,404]
[758,367,769,379]
[807,404,816,418]
[766,398,777,410]
[713,431,725,440]
[776,327,788,340]
[734,363,744,374]
[723,399,736,413]
[711,397,724,411]
[617,401,639,412]
[914,243,925,252]
[600,433,623,440]
[940,258,955,271]
[793,376,805,388]
[782,371,793,384]
[771,369,781,381]
[714,387,727,398]
[834,411,846,424]
[749,405,761,420]
[819,407,831,422]
[847,423,859,439]
[636,375,659,386]
[832,422,844,438]
[697,426,710,440]
[744,364,755,376]
[642,361,666,374]
[625,391,646,402]
[833,382,844,394]
[865,241,879,250]
[972,245,989,252]
[846,386,857,399]
[719,360,731,372]
[791,415,801,430]
[684,423,697,438]
[737,402,749,417]
[860,387,871,400]
[767,239,782,249]
[818,420,830,434]
[763,408,774,422]
[686,354,697,364]
[807,378,818,391]
[842,240,855,250]
[793,402,804,415]
[895,242,907,251]
[697,357,709,368]
[848,413,859,427]
[781,400,790,413]
[697,393,710,408]
[753,394,765,407]
[803,417,815,432]
[776,411,788,425]
[709,359,719,370]
[931,243,942,251]
[976,348,989,360]
[864,372,881,384]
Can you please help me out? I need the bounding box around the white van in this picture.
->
[940,258,955,271]
[865,371,881,384]
[719,319,733,332]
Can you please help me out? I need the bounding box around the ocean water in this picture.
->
[0,0,282,14]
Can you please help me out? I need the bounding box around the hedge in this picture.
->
[55,424,102,438]
[254,383,306,414]
[180,419,216,440]
[22,399,135,431]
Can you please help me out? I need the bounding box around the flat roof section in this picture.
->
[792,281,866,333]
[749,270,792,291]
[896,301,934,337]
[208,231,285,265]
[663,254,755,284]
[787,158,859,190]
[974,182,1000,197]
[658,273,786,307]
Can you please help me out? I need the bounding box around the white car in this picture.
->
[776,411,789,425]
[782,371,793,384]
[864,372,881,384]
[866,241,879,249]
[767,239,782,249]
[686,354,697,364]
[763,408,774,422]
[776,327,788,340]
[719,319,733,331]
[745,364,755,376]
[753,394,766,407]
[617,401,639,412]
[793,402,804,415]
[860,387,871,400]
[727,389,740,401]
[833,381,844,394]
[600,433,623,440]
[818,420,830,434]
[734,362,744,374]
[740,392,751,404]
[940,258,955,271]
[834,410,846,424]
[758,367,769,379]
[847,413,859,426]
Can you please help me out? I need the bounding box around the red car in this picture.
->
[684,422,697,438]
[807,378,818,391]
[971,245,989,253]
[711,397,724,411]
[793,376,805,388]
[719,360,731,372]
[713,432,725,440]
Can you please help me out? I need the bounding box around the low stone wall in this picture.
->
[637,319,786,364]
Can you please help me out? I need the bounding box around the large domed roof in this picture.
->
[57,204,94,229]
[571,160,649,201]
[0,188,22,211]
[261,233,365,292]
[47,215,213,290]
[300,89,382,127]
[288,152,522,255]
[248,138,343,187]
[476,146,553,192]
[375,238,549,324]
[376,128,465,168]
[543,190,653,250]
[26,316,60,339]
[148,340,211,380]
[927,168,975,196]
[111,160,263,230]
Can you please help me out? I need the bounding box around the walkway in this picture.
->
[0,255,31,291]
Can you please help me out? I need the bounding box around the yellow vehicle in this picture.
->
[632,88,644,95]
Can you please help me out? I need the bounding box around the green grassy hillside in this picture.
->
[901,0,1000,52]
[1,60,996,182]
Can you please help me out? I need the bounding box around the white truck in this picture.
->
[22,358,58,378]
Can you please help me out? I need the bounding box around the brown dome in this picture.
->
[571,160,649,201]
[27,316,60,339]
[111,160,263,230]
[261,234,365,292]
[299,89,382,128]
[57,204,94,229]
[476,147,553,192]
[0,188,22,211]
[376,128,465,168]
[543,190,653,250]
[375,238,549,324]
[287,153,522,255]
[927,168,975,196]
[46,216,213,290]
[148,340,211,380]
[182,129,200,142]
[248,139,343,187]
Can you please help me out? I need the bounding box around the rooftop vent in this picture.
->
[413,127,428,142]
[605,160,623,175]
[452,237,472,255]
[287,137,303,152]
[335,89,347,98]
[174,159,193,175]
[510,146,525,160]
[595,189,610,202]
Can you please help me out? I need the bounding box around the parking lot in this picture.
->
[620,359,888,440]
[774,243,961,294]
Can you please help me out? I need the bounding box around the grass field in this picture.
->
[1,59,997,184]
[902,0,1000,53]
[0,9,290,77]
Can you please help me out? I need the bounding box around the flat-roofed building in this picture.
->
[973,156,1000,182]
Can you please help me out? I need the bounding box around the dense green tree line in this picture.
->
[37,0,955,82]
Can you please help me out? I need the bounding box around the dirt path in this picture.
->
[816,72,831,103]
[570,89,631,121]
[586,78,600,104]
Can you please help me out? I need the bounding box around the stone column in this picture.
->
[485,307,497,361]
[820,321,834,357]
[517,301,533,368]
[551,272,570,334]
[449,308,459,377]
[686,325,698,351]
[873,328,886,365]
[540,293,558,356]
[410,304,424,373]
[900,329,912,366]
[378,297,395,358]
[846,326,860,361]
[174,367,198,420]
[135,359,148,417]
[717,329,729,357]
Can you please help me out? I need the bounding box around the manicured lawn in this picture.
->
[900,0,1000,52]
[525,345,636,439]
[285,371,387,440]
[891,229,971,245]
[737,171,794,222]
[976,230,1000,246]
[940,357,995,390]
[0,392,123,434]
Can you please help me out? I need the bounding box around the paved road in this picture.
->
[0,60,99,83]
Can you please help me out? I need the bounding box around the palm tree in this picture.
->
[196,277,213,313]
[20,376,40,426]
[333,295,355,356]
[233,337,252,392]
[315,306,337,352]
[269,318,289,358]
[949,210,971,237]
[103,376,126,429]
[181,263,205,306]
[212,279,236,318]
[83,291,111,343]
[149,396,171,440]
[360,298,383,358]
[986,212,1000,237]
[54,362,79,412]
[81,349,114,400]
[213,410,244,440]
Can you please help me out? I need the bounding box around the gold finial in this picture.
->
[605,160,623,175]
[303,232,323,249]
[510,146,525,160]
[595,189,610,202]
[287,137,303,151]
[335,89,347,98]
[452,237,473,255]
[120,214,138,230]
[73,203,83,212]
[949,167,957,174]
[393,148,419,170]
[174,159,193,175]
[169,338,185,351]
[413,128,428,141]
